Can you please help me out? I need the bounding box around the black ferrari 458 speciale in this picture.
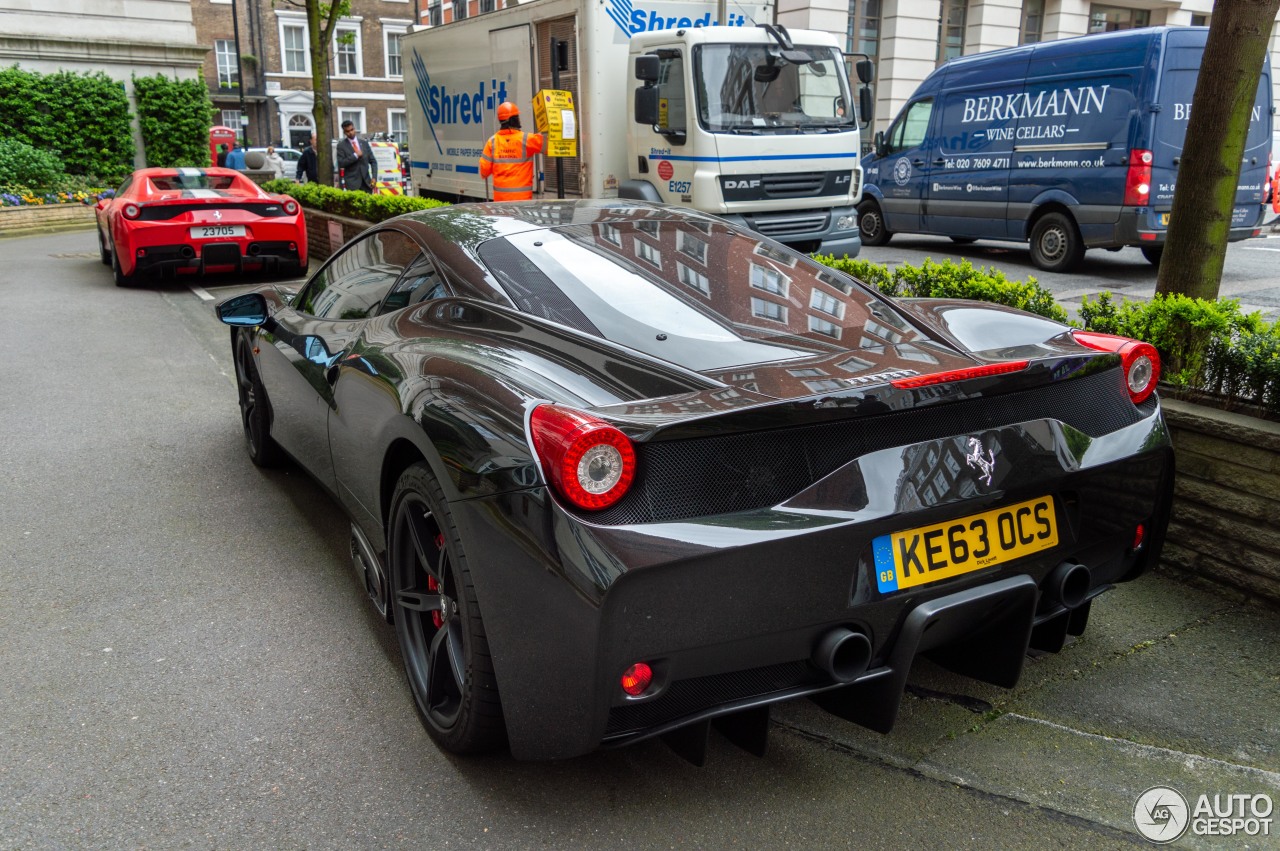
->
[216,200,1173,762]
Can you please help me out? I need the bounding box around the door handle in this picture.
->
[912,159,926,167]
[933,158,946,166]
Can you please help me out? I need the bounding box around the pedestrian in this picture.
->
[216,143,229,168]
[336,120,374,192]
[224,139,246,171]
[264,145,287,180]
[479,102,543,201]
[296,133,318,184]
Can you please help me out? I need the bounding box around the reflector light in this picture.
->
[1072,331,1161,404]
[530,404,636,510]
[621,662,653,696]
[284,200,299,215]
[1139,233,1158,241]
[123,203,140,219]
[1132,523,1146,550]
[1124,149,1153,207]
[890,361,1029,389]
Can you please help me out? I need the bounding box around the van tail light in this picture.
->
[530,404,636,510]
[1124,149,1153,207]
[122,203,141,219]
[1072,331,1161,404]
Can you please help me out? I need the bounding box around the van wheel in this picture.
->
[1141,246,1164,266]
[858,200,892,246]
[1029,213,1084,272]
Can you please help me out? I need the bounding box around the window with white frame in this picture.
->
[677,231,707,265]
[677,262,709,294]
[388,110,408,144]
[281,22,308,74]
[634,238,661,268]
[221,109,242,128]
[384,27,405,77]
[453,0,469,21]
[480,0,496,11]
[428,0,443,27]
[335,25,363,77]
[810,288,844,319]
[808,315,842,339]
[600,223,621,246]
[750,297,787,323]
[339,109,365,132]
[215,39,239,87]
[749,262,788,296]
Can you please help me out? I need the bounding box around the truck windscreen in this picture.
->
[694,44,854,133]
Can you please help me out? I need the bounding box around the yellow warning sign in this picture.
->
[533,89,578,158]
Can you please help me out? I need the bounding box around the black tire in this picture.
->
[950,237,977,245]
[389,463,505,754]
[233,335,284,467]
[858,200,892,246]
[111,240,138,288]
[1141,246,1164,267]
[1029,212,1085,273]
[97,227,111,266]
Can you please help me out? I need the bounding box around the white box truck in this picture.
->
[402,0,873,255]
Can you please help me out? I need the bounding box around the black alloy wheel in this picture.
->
[858,200,892,246]
[1029,212,1085,272]
[98,227,111,265]
[233,336,282,467]
[111,239,137,287]
[389,463,504,754]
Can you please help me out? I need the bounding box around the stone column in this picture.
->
[964,0,1024,54]
[1040,0,1089,40]
[875,0,943,126]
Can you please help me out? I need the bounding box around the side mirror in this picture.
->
[859,88,875,127]
[216,292,268,326]
[874,130,887,158]
[635,86,660,126]
[634,54,660,83]
[856,59,875,85]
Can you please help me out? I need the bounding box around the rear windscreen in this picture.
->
[149,174,239,191]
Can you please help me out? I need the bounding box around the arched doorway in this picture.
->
[286,113,314,151]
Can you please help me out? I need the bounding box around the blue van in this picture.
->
[859,27,1273,271]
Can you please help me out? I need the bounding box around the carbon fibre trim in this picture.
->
[137,203,291,220]
[588,368,1156,525]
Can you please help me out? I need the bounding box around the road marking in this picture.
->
[1243,245,1280,252]
[189,284,214,301]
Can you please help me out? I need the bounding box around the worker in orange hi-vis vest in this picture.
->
[1271,159,1280,215]
[479,102,543,201]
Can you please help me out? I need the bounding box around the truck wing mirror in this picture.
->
[874,130,887,157]
[635,54,660,83]
[859,88,875,128]
[856,59,875,85]
[635,86,660,126]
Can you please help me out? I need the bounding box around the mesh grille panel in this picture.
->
[605,661,822,736]
[589,368,1150,525]
[761,172,824,198]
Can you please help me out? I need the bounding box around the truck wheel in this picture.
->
[1029,213,1084,272]
[1141,246,1164,267]
[858,201,892,246]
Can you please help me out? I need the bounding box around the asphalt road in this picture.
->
[2,227,1276,849]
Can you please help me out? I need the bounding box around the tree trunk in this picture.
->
[1156,2,1279,300]
[306,0,347,188]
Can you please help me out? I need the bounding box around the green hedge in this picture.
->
[134,74,212,168]
[261,180,449,222]
[815,255,1068,323]
[0,66,134,183]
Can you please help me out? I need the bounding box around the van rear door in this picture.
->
[1149,28,1271,235]
[921,50,1030,238]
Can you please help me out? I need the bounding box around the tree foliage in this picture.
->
[133,74,214,168]
[277,0,352,186]
[0,66,134,183]
[1155,1,1280,300]
[0,139,64,188]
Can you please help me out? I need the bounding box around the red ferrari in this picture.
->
[96,167,308,287]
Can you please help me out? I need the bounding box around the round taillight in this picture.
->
[1139,150,1153,165]
[530,404,636,510]
[1121,341,1160,404]
[620,662,653,697]
[284,200,298,215]
[123,203,140,219]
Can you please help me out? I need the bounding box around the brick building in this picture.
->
[190,0,415,152]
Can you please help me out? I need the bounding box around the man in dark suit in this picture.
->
[335,120,374,192]
[296,133,318,183]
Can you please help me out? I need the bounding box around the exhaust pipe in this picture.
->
[180,245,194,259]
[1047,561,1091,609]
[248,243,261,256]
[812,627,872,683]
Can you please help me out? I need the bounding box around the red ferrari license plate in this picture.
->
[190,225,245,239]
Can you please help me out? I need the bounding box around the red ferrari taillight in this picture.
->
[284,200,299,215]
[122,203,141,219]
[890,361,1029,389]
[1124,149,1153,207]
[530,404,636,510]
[1072,330,1161,404]
[620,662,653,696]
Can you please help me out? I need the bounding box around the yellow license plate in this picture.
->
[873,496,1057,594]
[1160,213,1171,226]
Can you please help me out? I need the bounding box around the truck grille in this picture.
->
[747,210,831,238]
[760,172,825,198]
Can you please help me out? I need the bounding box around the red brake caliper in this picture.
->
[428,533,445,628]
